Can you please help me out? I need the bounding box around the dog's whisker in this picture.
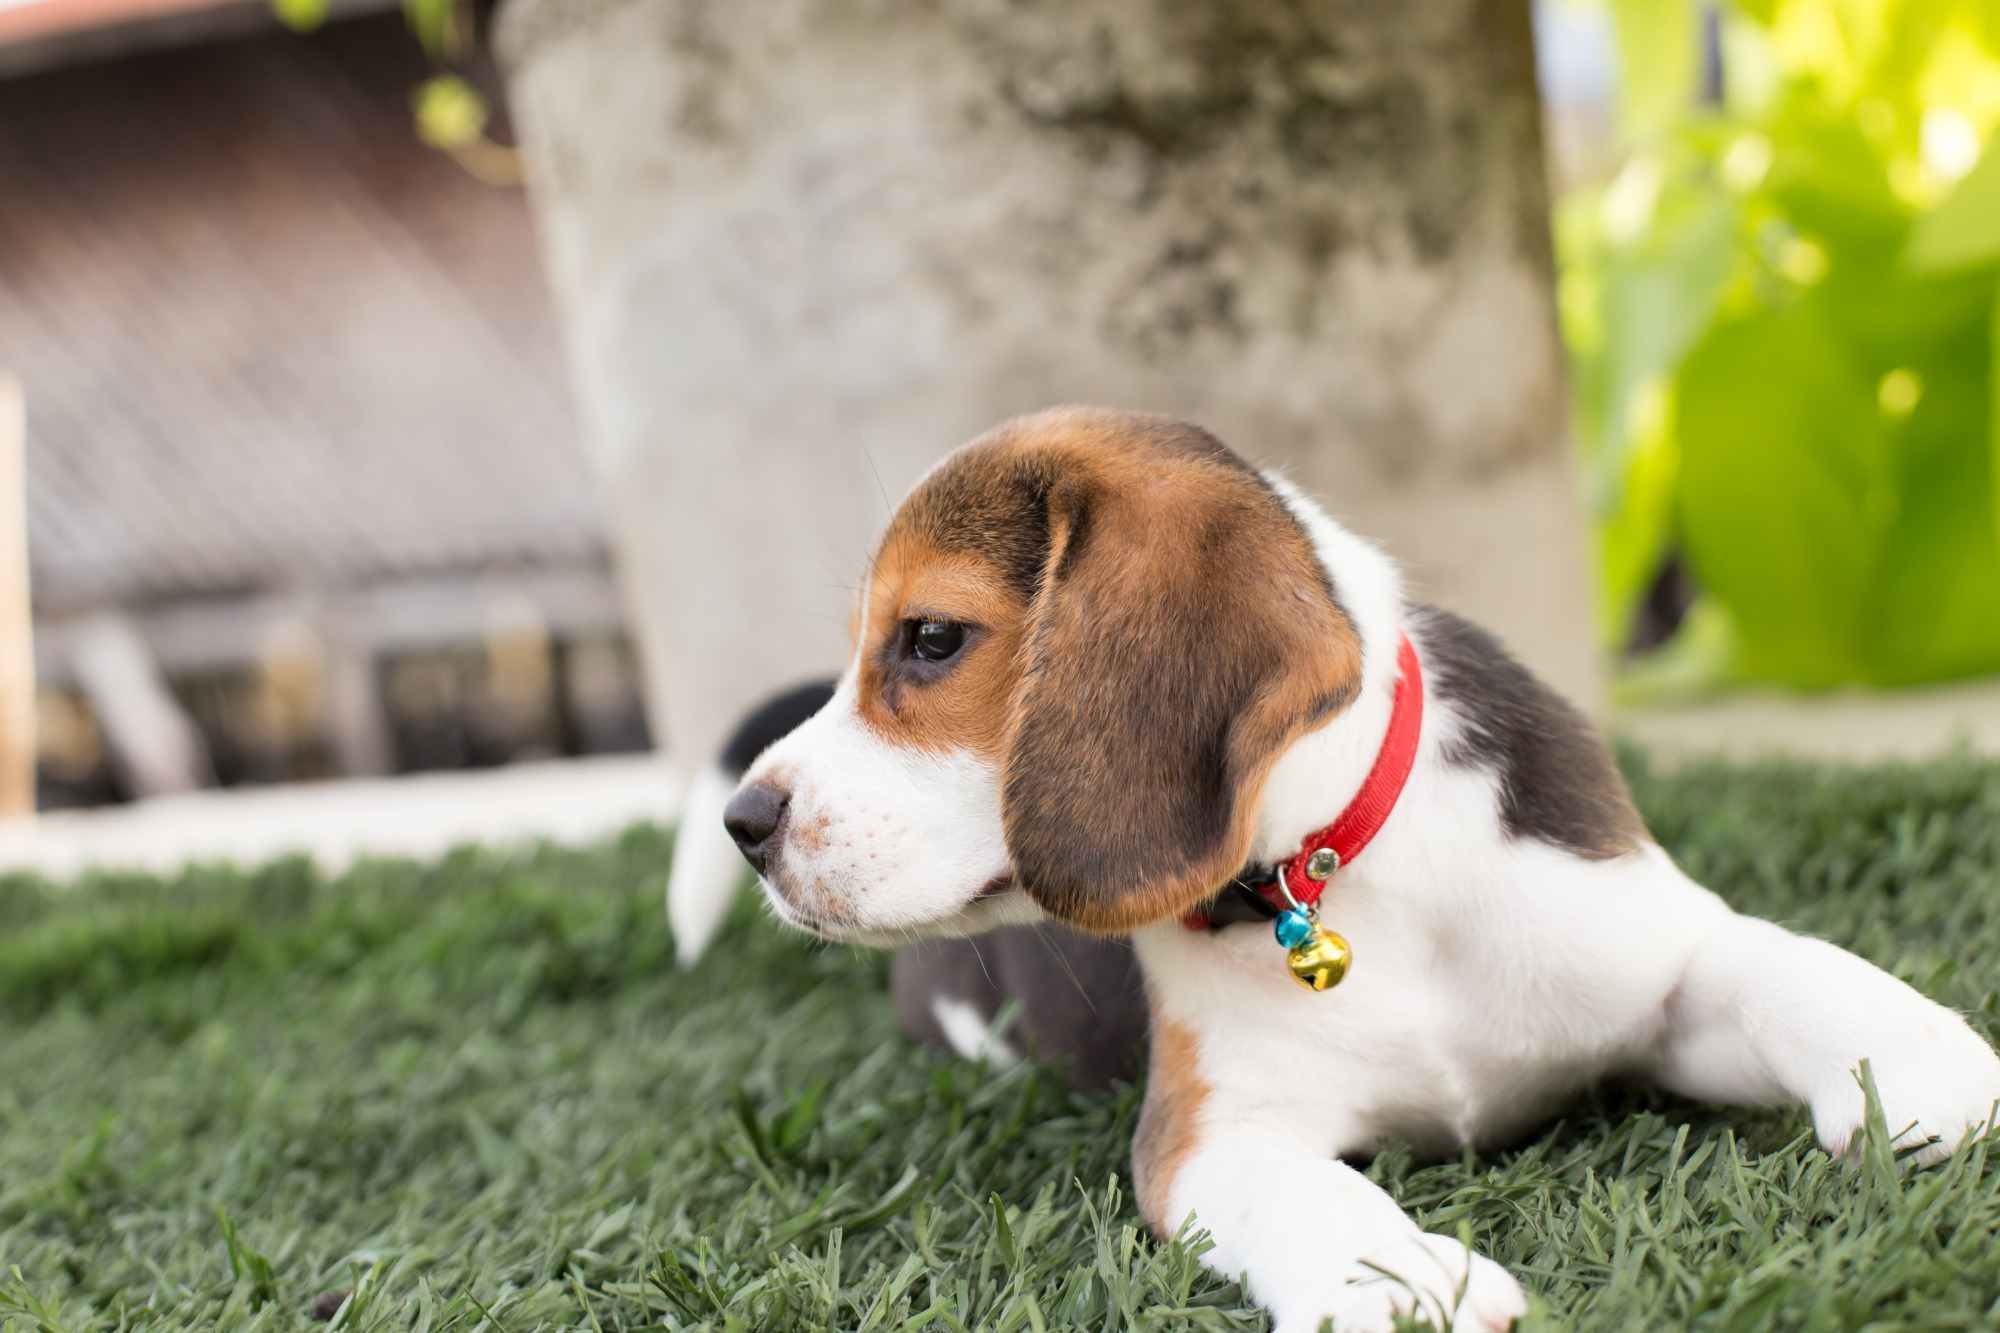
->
[858,442,894,520]
[1033,924,1097,1016]
[966,935,996,992]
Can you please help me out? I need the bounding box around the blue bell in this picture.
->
[1273,909,1314,949]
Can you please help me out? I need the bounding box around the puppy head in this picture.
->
[731,407,1362,942]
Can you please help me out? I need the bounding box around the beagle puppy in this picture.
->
[721,407,2000,1333]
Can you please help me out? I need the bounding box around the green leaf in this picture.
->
[1977,0,2000,57]
[1594,191,1740,471]
[1992,286,2000,550]
[1595,395,1680,651]
[413,76,488,151]
[215,1209,277,1309]
[1858,346,2000,684]
[1763,99,1910,253]
[1728,0,1779,23]
[270,0,328,32]
[1578,188,1737,648]
[1907,140,2000,273]
[1677,289,2000,689]
[1609,0,1701,139]
[1675,301,1883,687]
[774,1078,827,1154]
[842,1166,923,1235]
[1854,1062,1901,1190]
[403,0,461,61]
[989,1195,1019,1268]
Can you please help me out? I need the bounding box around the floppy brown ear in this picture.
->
[1001,450,1362,932]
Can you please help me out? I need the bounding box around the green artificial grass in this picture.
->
[3,754,2000,1331]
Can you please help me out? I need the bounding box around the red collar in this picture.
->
[1181,632,1424,930]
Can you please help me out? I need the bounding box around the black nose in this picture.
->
[723,781,789,873]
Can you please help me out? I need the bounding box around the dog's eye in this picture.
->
[911,619,967,663]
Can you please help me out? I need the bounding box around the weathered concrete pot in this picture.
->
[498,0,1600,769]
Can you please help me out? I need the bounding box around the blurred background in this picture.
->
[2,0,653,832]
[0,0,1996,866]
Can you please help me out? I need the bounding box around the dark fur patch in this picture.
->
[1004,482,1272,916]
[1416,606,1645,859]
[894,452,1060,605]
[889,926,1148,1091]
[893,411,1261,605]
[309,1291,351,1322]
[718,678,837,776]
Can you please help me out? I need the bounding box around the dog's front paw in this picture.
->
[1273,1232,1526,1333]
[1812,1028,2000,1167]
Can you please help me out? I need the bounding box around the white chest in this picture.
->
[1136,841,1721,1155]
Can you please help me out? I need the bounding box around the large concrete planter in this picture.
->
[498,0,1600,769]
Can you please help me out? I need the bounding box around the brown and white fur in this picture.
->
[722,408,2000,1333]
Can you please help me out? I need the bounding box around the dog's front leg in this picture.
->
[1136,1024,1520,1333]
[1140,1125,1525,1333]
[1652,911,2000,1164]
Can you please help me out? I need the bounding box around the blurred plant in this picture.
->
[1565,0,2000,694]
[272,0,520,184]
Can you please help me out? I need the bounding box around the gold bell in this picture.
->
[1285,926,1352,992]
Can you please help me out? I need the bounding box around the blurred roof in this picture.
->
[0,0,396,77]
[0,0,240,44]
[0,14,604,616]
